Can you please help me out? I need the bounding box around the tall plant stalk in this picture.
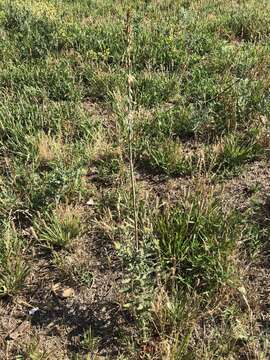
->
[125,10,139,251]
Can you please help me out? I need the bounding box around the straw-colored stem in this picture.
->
[126,10,139,251]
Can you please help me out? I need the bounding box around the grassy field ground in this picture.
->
[0,0,270,358]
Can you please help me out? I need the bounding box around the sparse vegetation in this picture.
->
[1,0,270,358]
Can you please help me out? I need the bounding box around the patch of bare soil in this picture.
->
[219,160,270,212]
[0,232,129,359]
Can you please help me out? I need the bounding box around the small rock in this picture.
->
[28,307,39,316]
[52,283,75,299]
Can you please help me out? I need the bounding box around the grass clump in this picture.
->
[139,139,199,176]
[155,191,238,293]
[207,132,263,175]
[81,327,100,355]
[35,205,83,249]
[0,222,28,297]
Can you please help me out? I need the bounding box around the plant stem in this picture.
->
[126,9,139,251]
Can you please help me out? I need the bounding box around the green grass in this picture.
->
[0,222,29,297]
[0,0,270,358]
[35,205,83,249]
[155,191,238,292]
